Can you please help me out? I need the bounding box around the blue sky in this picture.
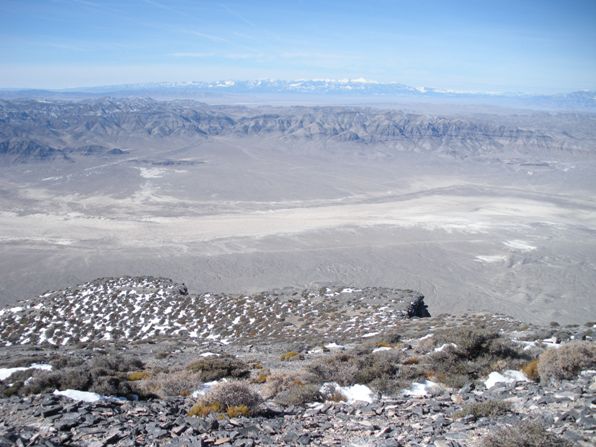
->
[0,0,595,93]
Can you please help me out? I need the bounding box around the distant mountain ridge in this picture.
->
[1,97,586,163]
[1,79,595,111]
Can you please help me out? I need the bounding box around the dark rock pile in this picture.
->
[0,367,593,447]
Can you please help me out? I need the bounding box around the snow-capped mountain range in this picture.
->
[1,79,595,111]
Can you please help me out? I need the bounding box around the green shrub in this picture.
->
[482,421,572,447]
[538,341,596,382]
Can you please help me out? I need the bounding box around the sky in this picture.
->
[0,0,595,93]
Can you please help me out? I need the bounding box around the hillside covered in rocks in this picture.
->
[0,277,594,447]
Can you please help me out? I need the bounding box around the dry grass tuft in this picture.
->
[226,405,250,417]
[521,359,540,382]
[482,420,572,447]
[280,351,302,361]
[127,371,150,381]
[188,402,221,417]
[453,400,511,419]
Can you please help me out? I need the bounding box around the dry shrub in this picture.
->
[403,356,419,365]
[482,421,572,447]
[425,328,528,388]
[327,389,347,402]
[127,371,150,381]
[538,341,596,382]
[252,372,269,384]
[261,371,318,400]
[247,360,264,369]
[414,336,437,354]
[454,400,512,419]
[17,353,143,398]
[437,328,499,360]
[192,381,262,416]
[521,359,539,381]
[186,356,249,381]
[280,351,302,361]
[308,349,403,390]
[274,383,322,406]
[90,354,144,374]
[140,370,201,398]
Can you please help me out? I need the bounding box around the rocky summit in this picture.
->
[0,277,594,447]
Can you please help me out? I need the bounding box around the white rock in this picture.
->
[484,370,529,388]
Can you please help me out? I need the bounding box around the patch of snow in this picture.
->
[513,340,537,351]
[372,346,392,353]
[503,240,536,251]
[362,332,380,338]
[0,363,52,381]
[192,379,225,398]
[434,343,457,352]
[138,167,167,179]
[475,255,508,263]
[542,337,561,348]
[340,288,361,294]
[402,380,441,397]
[484,370,529,388]
[324,342,345,350]
[321,382,375,403]
[418,333,434,340]
[54,389,102,402]
[199,352,219,357]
